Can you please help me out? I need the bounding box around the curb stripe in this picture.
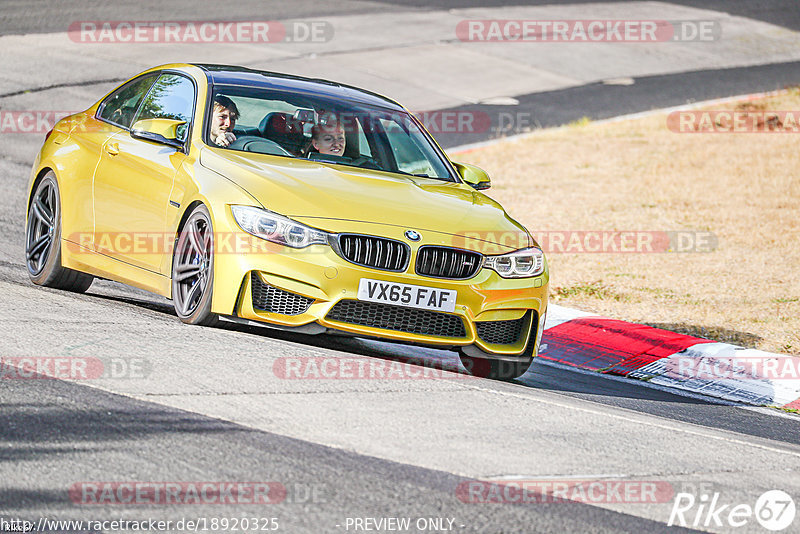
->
[785,399,800,411]
[540,317,714,373]
[540,311,800,410]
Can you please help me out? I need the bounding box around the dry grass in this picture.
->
[455,89,800,354]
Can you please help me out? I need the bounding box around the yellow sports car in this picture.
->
[25,63,548,379]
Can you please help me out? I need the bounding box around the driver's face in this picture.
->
[313,125,346,156]
[210,106,236,138]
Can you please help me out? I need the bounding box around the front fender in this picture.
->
[166,157,262,312]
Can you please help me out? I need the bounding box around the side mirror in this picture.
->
[452,162,491,190]
[131,118,186,149]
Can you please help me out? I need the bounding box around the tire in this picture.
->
[459,354,534,380]
[26,171,94,293]
[171,204,218,326]
[459,322,538,380]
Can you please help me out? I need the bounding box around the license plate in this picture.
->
[357,279,457,313]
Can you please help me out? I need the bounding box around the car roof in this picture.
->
[192,63,406,112]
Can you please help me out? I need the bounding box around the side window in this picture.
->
[97,74,158,129]
[133,73,195,142]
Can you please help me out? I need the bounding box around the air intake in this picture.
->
[251,273,314,315]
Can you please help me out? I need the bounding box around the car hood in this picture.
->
[200,147,532,249]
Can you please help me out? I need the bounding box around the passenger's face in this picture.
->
[210,105,236,139]
[313,125,346,156]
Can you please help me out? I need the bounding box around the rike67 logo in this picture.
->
[669,489,796,531]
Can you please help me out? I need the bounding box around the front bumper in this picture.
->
[210,221,548,358]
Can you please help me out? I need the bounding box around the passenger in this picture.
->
[308,114,346,157]
[210,95,239,147]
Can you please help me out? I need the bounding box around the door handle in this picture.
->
[105,142,119,156]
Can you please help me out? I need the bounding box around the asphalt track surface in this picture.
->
[3,369,701,533]
[2,1,800,533]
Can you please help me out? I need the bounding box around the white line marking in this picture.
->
[457,373,800,457]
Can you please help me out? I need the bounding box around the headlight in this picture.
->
[483,247,545,278]
[231,205,329,248]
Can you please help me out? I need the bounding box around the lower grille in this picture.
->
[415,246,482,279]
[476,313,529,345]
[336,234,409,272]
[251,273,313,315]
[326,300,467,338]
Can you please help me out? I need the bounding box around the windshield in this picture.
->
[205,85,457,181]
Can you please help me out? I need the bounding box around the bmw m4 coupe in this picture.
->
[25,63,548,379]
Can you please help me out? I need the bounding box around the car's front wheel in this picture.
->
[458,325,538,380]
[26,171,94,292]
[459,354,534,380]
[172,204,218,326]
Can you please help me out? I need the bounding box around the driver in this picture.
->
[310,114,346,156]
[210,95,239,147]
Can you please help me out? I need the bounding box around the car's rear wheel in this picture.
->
[172,204,218,326]
[26,171,94,292]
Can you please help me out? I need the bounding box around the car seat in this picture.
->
[259,112,307,155]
